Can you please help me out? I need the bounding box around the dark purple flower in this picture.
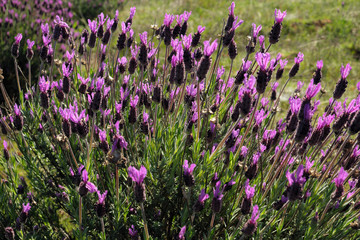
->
[332,167,348,200]
[79,169,98,197]
[96,190,108,218]
[3,140,10,160]
[11,33,22,58]
[242,205,260,235]
[19,203,31,223]
[193,189,209,212]
[286,165,306,201]
[128,165,147,202]
[183,159,196,187]
[212,181,224,212]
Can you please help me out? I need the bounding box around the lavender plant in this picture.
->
[1,2,360,239]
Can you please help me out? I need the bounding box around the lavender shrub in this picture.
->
[0,2,360,239]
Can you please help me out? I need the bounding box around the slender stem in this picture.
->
[14,58,22,100]
[115,164,119,200]
[140,202,149,240]
[210,212,216,228]
[79,196,82,229]
[273,77,291,110]
[100,217,106,236]
[28,60,31,89]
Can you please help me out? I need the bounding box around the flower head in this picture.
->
[333,167,348,188]
[294,52,304,64]
[255,52,271,71]
[317,60,323,69]
[128,165,147,184]
[286,165,306,186]
[14,33,22,44]
[252,23,262,38]
[139,31,147,46]
[197,25,206,34]
[26,39,35,49]
[244,179,256,199]
[96,190,108,204]
[178,226,186,240]
[305,79,321,100]
[22,203,31,214]
[81,169,98,193]
[274,9,287,23]
[183,160,196,176]
[213,181,224,200]
[163,13,175,27]
[88,19,97,33]
[340,63,351,80]
[203,39,218,57]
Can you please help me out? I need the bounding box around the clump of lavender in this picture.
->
[1,3,360,239]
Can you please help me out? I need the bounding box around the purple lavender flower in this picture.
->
[178,226,186,240]
[19,203,31,223]
[11,33,22,58]
[3,140,10,160]
[139,32,148,65]
[289,52,304,77]
[255,52,271,93]
[13,104,23,131]
[242,205,260,235]
[193,189,209,212]
[26,39,35,60]
[196,39,217,80]
[313,60,323,84]
[203,39,218,57]
[241,179,256,214]
[332,167,348,200]
[252,23,262,38]
[276,59,288,80]
[333,63,351,99]
[274,9,287,23]
[183,160,196,187]
[129,225,138,239]
[112,10,119,32]
[125,7,136,27]
[225,2,236,31]
[117,57,127,74]
[78,169,98,197]
[41,23,49,36]
[96,190,108,218]
[128,165,147,202]
[39,76,50,109]
[286,165,306,201]
[269,9,286,44]
[212,181,224,213]
[305,79,321,100]
[88,19,97,48]
[192,25,206,47]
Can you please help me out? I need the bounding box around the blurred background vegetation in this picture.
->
[1,0,360,106]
